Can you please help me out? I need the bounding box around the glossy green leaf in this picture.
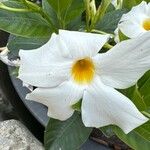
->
[47,0,73,13]
[90,0,111,29]
[115,70,150,149]
[135,0,150,4]
[106,3,115,12]
[8,35,48,50]
[72,100,82,112]
[96,9,128,33]
[100,125,115,137]
[65,0,84,23]
[138,71,150,107]
[118,29,129,41]
[7,35,49,59]
[120,85,146,111]
[122,0,150,10]
[0,1,52,38]
[96,0,111,21]
[113,123,150,150]
[2,0,28,8]
[122,0,137,9]
[45,0,84,28]
[42,0,59,28]
[44,113,92,150]
[66,16,85,30]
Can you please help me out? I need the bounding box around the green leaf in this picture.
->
[96,0,111,20]
[72,100,82,112]
[42,0,59,28]
[96,9,128,33]
[138,70,150,107]
[0,1,52,38]
[114,70,150,149]
[118,29,129,41]
[47,0,73,13]
[45,0,84,29]
[106,3,115,13]
[122,0,137,9]
[7,35,49,58]
[44,113,92,150]
[64,0,84,24]
[8,35,48,50]
[119,85,146,111]
[100,125,115,137]
[122,0,150,10]
[135,0,150,5]
[2,0,28,8]
[113,123,150,150]
[66,16,85,30]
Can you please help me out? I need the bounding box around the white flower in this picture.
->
[117,1,150,39]
[19,30,150,134]
[114,28,120,43]
[0,47,20,66]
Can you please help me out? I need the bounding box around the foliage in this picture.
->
[122,0,150,9]
[100,70,150,149]
[0,0,150,149]
[44,112,92,150]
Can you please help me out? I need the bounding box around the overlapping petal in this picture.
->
[19,49,72,87]
[26,80,84,121]
[19,30,109,87]
[82,77,148,133]
[59,30,110,59]
[93,32,150,89]
[118,1,150,38]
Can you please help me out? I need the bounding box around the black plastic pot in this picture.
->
[0,31,110,149]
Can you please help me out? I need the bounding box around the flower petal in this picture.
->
[59,30,110,58]
[82,77,148,134]
[19,53,72,88]
[118,1,149,38]
[119,22,144,38]
[18,32,73,87]
[26,80,84,121]
[93,32,150,89]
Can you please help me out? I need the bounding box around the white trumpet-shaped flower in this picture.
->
[19,30,150,134]
[117,1,150,39]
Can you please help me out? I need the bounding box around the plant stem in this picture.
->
[90,0,111,30]
[25,0,57,32]
[142,111,150,118]
[0,2,32,12]
[2,0,57,33]
[84,0,91,32]
[92,29,114,37]
[104,43,113,49]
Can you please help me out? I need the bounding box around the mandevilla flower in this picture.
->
[18,30,150,134]
[117,1,150,39]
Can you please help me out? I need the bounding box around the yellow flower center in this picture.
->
[143,18,150,31]
[71,58,95,84]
